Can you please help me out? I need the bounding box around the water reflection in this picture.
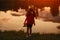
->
[0,7,60,34]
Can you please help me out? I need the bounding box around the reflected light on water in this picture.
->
[0,6,60,34]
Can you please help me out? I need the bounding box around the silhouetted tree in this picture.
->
[0,0,60,16]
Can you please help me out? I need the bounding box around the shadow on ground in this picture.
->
[0,30,60,40]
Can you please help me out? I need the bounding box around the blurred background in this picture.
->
[0,0,60,34]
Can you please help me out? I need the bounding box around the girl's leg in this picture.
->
[30,27,32,35]
[29,24,33,35]
[26,24,32,37]
[27,27,29,36]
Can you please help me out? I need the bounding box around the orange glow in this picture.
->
[44,7,51,11]
[26,0,59,7]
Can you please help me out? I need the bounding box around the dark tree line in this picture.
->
[0,0,60,16]
[0,0,27,11]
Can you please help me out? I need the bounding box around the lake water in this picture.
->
[0,6,60,34]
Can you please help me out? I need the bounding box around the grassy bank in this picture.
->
[0,30,60,40]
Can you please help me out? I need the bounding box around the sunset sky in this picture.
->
[0,0,60,11]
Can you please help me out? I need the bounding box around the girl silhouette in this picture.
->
[24,5,36,37]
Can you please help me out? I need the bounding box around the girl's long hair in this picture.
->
[26,7,38,19]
